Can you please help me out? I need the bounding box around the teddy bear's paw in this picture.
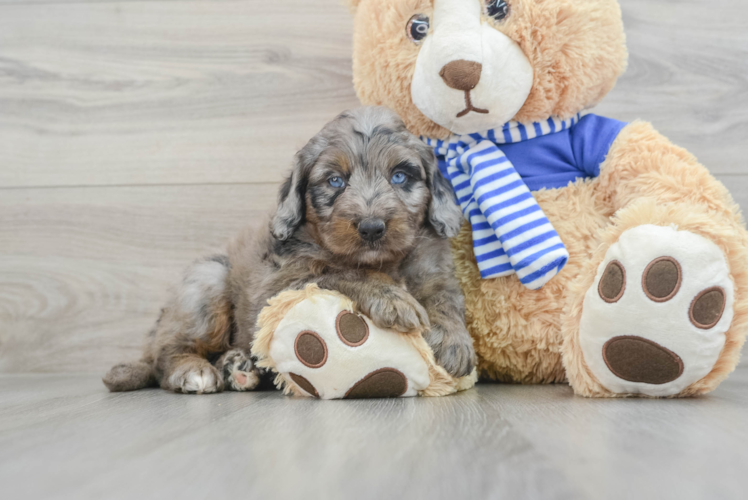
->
[578,224,734,397]
[219,349,260,392]
[268,295,432,399]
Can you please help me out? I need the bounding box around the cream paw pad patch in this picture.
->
[252,284,476,399]
[579,224,734,397]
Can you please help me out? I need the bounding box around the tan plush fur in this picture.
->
[454,121,748,396]
[562,124,748,397]
[253,284,476,397]
[350,0,627,139]
[452,178,613,384]
[347,0,748,396]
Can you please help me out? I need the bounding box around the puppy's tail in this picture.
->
[103,361,157,392]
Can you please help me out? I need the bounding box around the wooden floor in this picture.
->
[1,368,747,500]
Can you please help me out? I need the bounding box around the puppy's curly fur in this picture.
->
[103,107,475,394]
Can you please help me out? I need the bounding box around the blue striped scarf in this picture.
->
[423,115,578,290]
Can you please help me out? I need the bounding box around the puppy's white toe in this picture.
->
[184,370,217,393]
[170,365,222,394]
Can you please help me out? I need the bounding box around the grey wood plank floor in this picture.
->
[1,368,747,500]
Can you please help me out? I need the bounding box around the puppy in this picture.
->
[103,107,475,394]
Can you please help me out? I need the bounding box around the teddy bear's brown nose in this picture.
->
[439,60,483,91]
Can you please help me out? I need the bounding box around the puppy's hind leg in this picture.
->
[103,255,235,394]
[217,349,261,392]
[155,256,237,394]
[103,360,156,392]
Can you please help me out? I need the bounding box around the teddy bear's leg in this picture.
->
[567,210,737,397]
[563,123,748,397]
[252,286,472,399]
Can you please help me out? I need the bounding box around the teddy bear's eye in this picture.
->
[406,14,430,44]
[486,0,510,21]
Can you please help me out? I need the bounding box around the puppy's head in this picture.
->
[272,107,462,265]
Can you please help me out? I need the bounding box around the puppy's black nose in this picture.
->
[358,218,386,242]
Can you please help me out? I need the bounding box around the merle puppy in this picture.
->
[104,107,475,394]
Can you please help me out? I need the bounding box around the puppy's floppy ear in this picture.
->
[271,135,327,241]
[421,146,463,238]
[271,168,304,241]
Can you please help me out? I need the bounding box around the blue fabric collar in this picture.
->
[425,114,580,159]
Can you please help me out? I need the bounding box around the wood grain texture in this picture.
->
[596,0,748,175]
[0,0,746,188]
[0,184,276,372]
[0,0,358,187]
[1,368,747,500]
[0,0,747,373]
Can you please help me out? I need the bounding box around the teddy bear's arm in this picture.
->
[597,121,741,223]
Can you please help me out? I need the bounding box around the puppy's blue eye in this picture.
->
[328,176,345,188]
[391,172,407,185]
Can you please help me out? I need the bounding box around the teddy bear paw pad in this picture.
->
[579,224,734,397]
[344,368,408,399]
[268,294,431,399]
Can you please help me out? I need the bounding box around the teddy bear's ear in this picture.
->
[342,0,362,13]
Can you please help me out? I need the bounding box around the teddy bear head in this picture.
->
[346,0,628,139]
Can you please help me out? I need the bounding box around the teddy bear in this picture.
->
[342,0,748,397]
[252,284,476,399]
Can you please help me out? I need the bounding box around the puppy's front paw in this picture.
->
[358,287,430,333]
[426,326,476,378]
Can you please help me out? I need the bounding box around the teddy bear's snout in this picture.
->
[439,59,482,92]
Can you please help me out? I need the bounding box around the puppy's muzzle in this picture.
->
[358,218,387,242]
